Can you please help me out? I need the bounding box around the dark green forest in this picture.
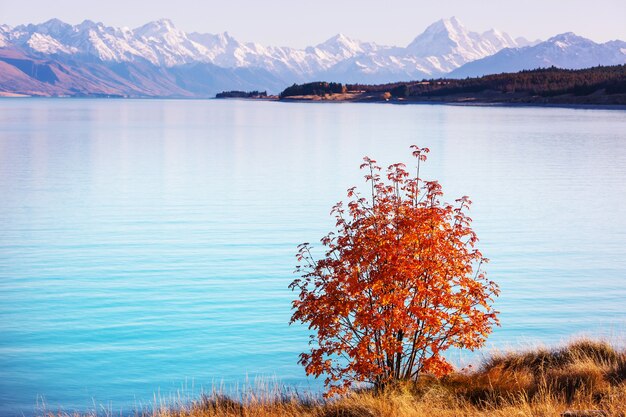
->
[216,90,267,98]
[279,82,346,98]
[279,65,626,103]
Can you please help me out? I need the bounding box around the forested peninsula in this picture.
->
[218,65,626,106]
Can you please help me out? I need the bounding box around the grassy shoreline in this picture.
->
[44,339,626,417]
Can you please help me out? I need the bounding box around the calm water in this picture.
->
[1,99,625,415]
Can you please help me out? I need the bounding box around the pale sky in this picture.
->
[1,0,624,47]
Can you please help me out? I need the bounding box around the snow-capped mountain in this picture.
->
[0,17,623,97]
[1,17,519,76]
[449,32,626,78]
[10,18,210,66]
[6,18,379,73]
[407,17,518,59]
[320,17,525,83]
[185,31,382,79]
[0,24,12,47]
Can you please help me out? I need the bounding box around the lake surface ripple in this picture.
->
[0,99,625,415]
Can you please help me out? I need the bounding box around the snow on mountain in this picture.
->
[184,31,384,81]
[10,19,74,54]
[1,17,623,97]
[321,17,524,83]
[406,17,517,58]
[73,22,147,63]
[3,18,376,80]
[1,17,520,81]
[186,31,245,65]
[16,18,74,38]
[8,18,206,65]
[132,18,212,66]
[312,33,383,60]
[26,32,78,54]
[188,31,310,77]
[449,32,626,78]
[0,24,10,47]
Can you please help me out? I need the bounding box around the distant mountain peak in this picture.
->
[42,18,67,27]
[219,31,235,41]
[483,28,502,36]
[406,16,518,61]
[424,16,465,34]
[407,17,467,52]
[155,18,176,28]
[444,16,464,27]
[450,32,625,78]
[20,18,73,37]
[315,33,375,59]
[436,16,462,25]
[320,33,360,46]
[547,32,592,44]
[326,32,354,42]
[135,18,179,38]
[1,16,623,97]
[76,20,110,32]
[78,19,97,27]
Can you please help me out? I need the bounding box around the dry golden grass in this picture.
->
[44,339,626,417]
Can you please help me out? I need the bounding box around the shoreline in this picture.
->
[2,95,625,111]
[276,96,626,111]
[14,339,626,417]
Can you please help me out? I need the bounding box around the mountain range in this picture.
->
[0,17,624,97]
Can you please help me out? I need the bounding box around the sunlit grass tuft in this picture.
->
[43,339,626,417]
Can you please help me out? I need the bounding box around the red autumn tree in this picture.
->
[289,146,499,396]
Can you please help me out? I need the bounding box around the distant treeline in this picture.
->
[279,82,346,98]
[279,65,626,100]
[216,90,267,98]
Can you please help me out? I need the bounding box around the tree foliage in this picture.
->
[349,65,626,98]
[215,90,267,98]
[289,147,499,396]
[280,82,346,98]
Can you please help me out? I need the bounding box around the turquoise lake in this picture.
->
[0,99,625,416]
